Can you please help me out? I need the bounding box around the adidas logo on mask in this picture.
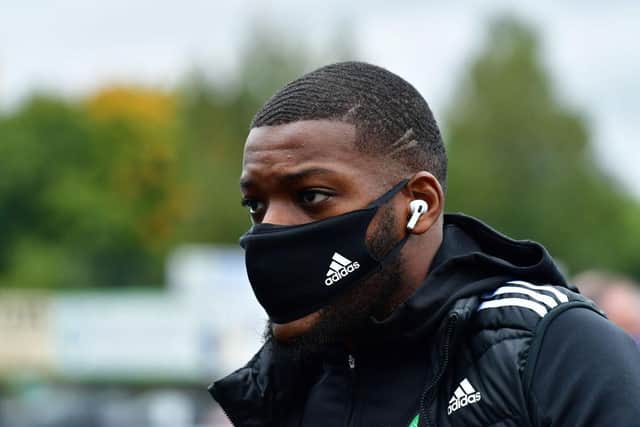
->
[324,252,360,286]
[447,378,481,415]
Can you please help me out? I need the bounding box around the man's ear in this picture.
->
[402,172,444,234]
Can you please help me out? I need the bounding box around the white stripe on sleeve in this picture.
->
[507,280,569,303]
[478,297,548,317]
[492,286,558,308]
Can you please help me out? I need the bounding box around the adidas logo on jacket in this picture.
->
[447,378,481,414]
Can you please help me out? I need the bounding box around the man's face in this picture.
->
[240,119,407,348]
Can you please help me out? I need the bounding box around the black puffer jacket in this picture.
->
[210,214,640,426]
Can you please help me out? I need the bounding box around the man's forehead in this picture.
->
[243,120,358,162]
[240,120,384,189]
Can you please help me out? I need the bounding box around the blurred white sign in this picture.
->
[0,246,264,382]
[52,292,203,381]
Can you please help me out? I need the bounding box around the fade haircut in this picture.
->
[251,61,447,191]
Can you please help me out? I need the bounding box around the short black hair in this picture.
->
[251,61,447,191]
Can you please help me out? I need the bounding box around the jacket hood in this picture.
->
[368,212,568,342]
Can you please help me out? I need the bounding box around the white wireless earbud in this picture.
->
[407,200,428,231]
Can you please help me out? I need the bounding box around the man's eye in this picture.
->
[299,190,332,205]
[241,199,265,215]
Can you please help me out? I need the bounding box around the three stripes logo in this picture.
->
[478,280,569,318]
[447,378,481,415]
[324,252,360,286]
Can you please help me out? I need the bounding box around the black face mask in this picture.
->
[239,180,411,324]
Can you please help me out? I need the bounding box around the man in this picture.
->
[209,62,640,426]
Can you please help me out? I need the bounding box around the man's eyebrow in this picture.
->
[240,167,337,190]
[281,167,336,184]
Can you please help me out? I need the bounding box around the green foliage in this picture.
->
[445,17,640,278]
[0,96,93,287]
[0,92,177,288]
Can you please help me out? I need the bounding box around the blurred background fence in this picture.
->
[1,1,639,426]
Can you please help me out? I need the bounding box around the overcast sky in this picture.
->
[1,0,638,196]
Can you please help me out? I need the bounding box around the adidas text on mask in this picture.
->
[325,252,361,286]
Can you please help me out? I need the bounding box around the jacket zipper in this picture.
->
[418,313,458,427]
[345,354,357,427]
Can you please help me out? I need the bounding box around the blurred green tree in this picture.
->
[445,17,640,278]
[0,88,181,289]
[0,95,95,288]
